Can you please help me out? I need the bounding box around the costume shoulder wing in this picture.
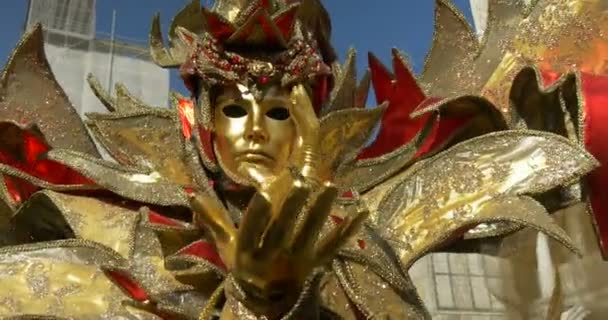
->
[362,130,597,268]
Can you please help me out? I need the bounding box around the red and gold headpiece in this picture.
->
[150,0,334,104]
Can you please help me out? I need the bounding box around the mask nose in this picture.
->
[245,124,269,143]
[244,107,269,143]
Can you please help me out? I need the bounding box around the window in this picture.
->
[431,253,507,313]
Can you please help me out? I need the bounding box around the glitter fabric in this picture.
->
[0,0,606,319]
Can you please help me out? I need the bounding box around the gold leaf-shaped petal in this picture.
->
[0,25,99,156]
[323,48,357,115]
[86,110,196,187]
[319,104,386,177]
[355,69,371,108]
[387,195,580,268]
[420,0,479,97]
[369,130,596,229]
[45,149,189,207]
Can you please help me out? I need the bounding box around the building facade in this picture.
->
[25,0,170,117]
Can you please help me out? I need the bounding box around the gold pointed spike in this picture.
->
[319,103,387,178]
[324,48,357,114]
[87,74,117,112]
[114,83,151,112]
[149,14,180,67]
[420,0,479,97]
[0,24,99,156]
[355,69,371,108]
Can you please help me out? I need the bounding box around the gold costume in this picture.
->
[0,0,607,319]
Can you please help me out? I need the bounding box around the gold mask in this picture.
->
[213,84,296,185]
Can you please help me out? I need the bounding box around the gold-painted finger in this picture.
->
[291,183,338,252]
[259,181,310,253]
[236,192,272,253]
[190,193,237,246]
[289,84,319,138]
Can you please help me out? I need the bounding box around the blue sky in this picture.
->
[0,0,474,95]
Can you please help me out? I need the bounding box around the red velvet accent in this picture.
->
[202,8,235,40]
[259,11,280,46]
[340,190,354,199]
[579,72,608,257]
[273,6,298,40]
[177,98,195,139]
[358,52,428,159]
[105,269,150,301]
[3,176,37,203]
[179,240,227,270]
[0,124,94,203]
[148,211,182,227]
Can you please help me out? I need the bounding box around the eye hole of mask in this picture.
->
[222,104,248,118]
[265,107,290,120]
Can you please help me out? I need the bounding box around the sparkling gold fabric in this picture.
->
[0,1,603,319]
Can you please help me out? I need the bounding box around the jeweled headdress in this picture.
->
[150,0,335,128]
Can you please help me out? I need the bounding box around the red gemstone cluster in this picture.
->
[179,0,331,89]
[192,34,329,87]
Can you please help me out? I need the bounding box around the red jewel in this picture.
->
[259,76,269,84]
[292,67,300,75]
[230,56,241,64]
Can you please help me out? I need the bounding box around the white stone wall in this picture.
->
[44,42,169,116]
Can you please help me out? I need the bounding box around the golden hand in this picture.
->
[190,85,368,317]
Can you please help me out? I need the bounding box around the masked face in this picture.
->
[213,84,296,185]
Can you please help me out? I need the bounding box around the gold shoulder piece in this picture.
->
[0,240,152,318]
[86,109,196,188]
[365,130,596,267]
[0,25,99,156]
